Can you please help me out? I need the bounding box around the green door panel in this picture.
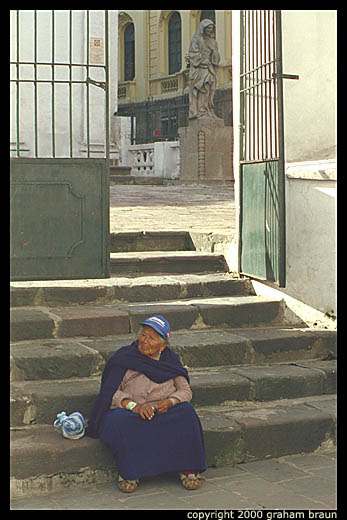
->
[240,160,280,283]
[10,158,109,280]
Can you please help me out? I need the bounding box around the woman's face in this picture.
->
[204,24,215,38]
[137,326,167,359]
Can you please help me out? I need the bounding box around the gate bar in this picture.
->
[69,10,73,158]
[51,10,56,158]
[247,11,251,161]
[86,10,90,158]
[16,10,20,158]
[34,10,38,157]
[272,10,278,159]
[267,10,272,159]
[260,11,264,160]
[255,11,259,162]
[275,10,286,287]
[104,10,110,160]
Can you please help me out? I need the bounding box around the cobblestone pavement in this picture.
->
[109,184,236,234]
[11,448,337,511]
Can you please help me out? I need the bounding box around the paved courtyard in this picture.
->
[11,447,337,510]
[109,184,236,235]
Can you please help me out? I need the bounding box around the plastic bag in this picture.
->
[53,411,86,440]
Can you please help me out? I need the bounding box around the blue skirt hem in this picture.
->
[99,402,206,480]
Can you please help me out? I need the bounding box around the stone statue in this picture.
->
[188,19,222,123]
[179,19,232,183]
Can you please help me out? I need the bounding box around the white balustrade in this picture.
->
[128,141,180,179]
[130,145,155,176]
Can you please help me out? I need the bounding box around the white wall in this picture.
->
[281,10,337,162]
[114,116,132,165]
[10,10,118,158]
[285,163,336,314]
[281,10,337,314]
[153,141,180,179]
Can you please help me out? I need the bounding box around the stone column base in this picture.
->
[178,121,233,184]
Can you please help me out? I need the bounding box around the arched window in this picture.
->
[168,12,181,75]
[124,23,135,81]
[200,10,216,25]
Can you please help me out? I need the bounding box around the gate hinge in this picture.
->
[87,77,106,90]
[272,73,299,80]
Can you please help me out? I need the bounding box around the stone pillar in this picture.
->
[178,118,233,184]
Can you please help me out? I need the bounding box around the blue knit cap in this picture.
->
[140,315,171,341]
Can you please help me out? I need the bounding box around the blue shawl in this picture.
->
[86,341,189,438]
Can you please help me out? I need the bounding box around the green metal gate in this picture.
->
[10,10,110,280]
[239,10,297,287]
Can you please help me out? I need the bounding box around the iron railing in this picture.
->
[10,10,109,159]
[240,10,280,163]
[117,89,232,145]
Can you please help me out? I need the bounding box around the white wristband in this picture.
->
[125,401,137,411]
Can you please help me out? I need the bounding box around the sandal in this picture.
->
[180,471,201,490]
[118,475,139,493]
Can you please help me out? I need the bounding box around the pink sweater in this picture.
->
[110,368,192,409]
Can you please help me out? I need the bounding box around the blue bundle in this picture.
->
[53,411,85,440]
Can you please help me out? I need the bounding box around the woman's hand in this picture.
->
[155,398,179,414]
[133,402,155,421]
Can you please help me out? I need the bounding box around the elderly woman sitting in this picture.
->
[87,315,206,493]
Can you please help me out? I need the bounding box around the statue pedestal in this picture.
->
[178,120,234,184]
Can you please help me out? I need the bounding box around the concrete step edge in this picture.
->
[109,230,195,253]
[10,296,285,342]
[10,327,337,381]
[109,252,228,258]
[110,176,166,185]
[10,274,254,307]
[109,252,229,275]
[10,359,337,427]
[10,394,336,498]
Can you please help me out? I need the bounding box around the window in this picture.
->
[161,112,178,138]
[168,12,182,75]
[124,23,135,81]
[200,10,216,25]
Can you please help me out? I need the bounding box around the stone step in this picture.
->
[10,328,337,381]
[9,295,284,342]
[10,394,336,498]
[198,394,336,467]
[110,176,166,186]
[110,175,135,185]
[109,252,229,275]
[10,358,337,427]
[110,231,195,253]
[109,166,132,176]
[10,274,254,307]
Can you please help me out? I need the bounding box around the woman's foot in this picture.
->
[179,471,201,490]
[118,475,139,493]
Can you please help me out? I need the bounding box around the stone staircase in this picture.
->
[10,232,337,498]
[109,165,167,186]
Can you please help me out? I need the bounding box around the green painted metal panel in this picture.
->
[240,160,280,283]
[239,10,286,287]
[10,158,109,280]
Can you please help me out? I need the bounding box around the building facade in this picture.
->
[116,10,233,143]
